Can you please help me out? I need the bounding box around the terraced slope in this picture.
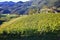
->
[0,13,60,35]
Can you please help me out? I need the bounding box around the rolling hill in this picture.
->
[0,13,60,33]
[0,13,60,40]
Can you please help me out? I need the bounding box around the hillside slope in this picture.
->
[0,13,60,40]
[0,13,60,34]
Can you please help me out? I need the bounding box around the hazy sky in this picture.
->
[0,0,29,2]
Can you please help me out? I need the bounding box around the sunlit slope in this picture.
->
[0,13,60,34]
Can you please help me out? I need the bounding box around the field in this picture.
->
[0,13,60,40]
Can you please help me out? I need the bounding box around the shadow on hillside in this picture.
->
[0,20,5,25]
[0,30,60,40]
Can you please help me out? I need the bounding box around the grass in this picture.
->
[0,13,60,40]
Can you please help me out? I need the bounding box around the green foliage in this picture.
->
[0,13,60,40]
[0,14,19,21]
[0,13,60,34]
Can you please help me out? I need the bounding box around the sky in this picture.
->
[0,0,30,2]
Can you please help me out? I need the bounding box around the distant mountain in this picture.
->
[0,0,60,14]
[54,0,60,7]
[31,0,60,9]
[0,1,32,14]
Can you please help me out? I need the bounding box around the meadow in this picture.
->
[0,13,60,40]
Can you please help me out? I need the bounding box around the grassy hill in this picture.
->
[0,13,60,40]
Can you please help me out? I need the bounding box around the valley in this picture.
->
[0,0,60,40]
